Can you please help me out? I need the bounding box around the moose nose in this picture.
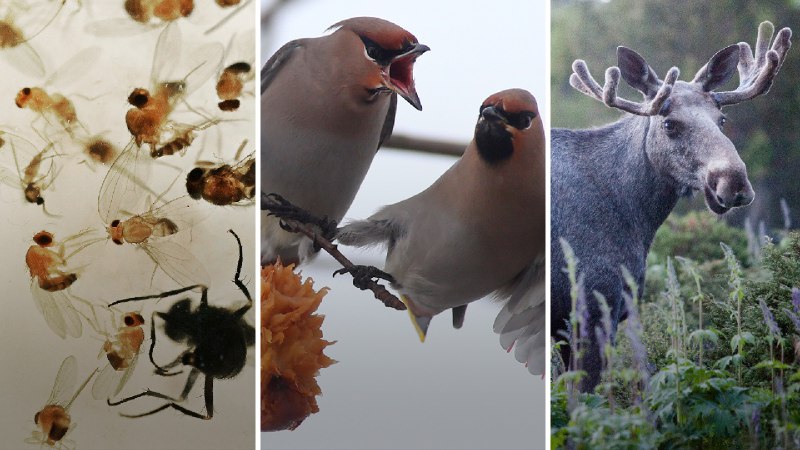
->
[708,169,754,208]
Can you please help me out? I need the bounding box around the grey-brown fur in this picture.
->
[551,22,791,391]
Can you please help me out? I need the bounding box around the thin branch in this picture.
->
[385,133,465,157]
[262,194,406,311]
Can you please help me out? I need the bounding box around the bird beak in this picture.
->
[480,105,507,124]
[381,43,430,111]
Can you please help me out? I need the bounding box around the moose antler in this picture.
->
[714,21,792,106]
[570,59,679,116]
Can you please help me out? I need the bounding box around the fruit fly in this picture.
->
[0,134,61,216]
[124,22,222,156]
[125,0,193,24]
[92,312,145,400]
[149,118,219,158]
[26,355,96,449]
[25,229,103,339]
[186,141,253,206]
[0,1,65,77]
[81,135,118,166]
[107,229,253,419]
[215,30,253,111]
[15,47,98,138]
[102,195,211,287]
[216,62,250,111]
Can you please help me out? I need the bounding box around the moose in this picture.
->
[551,22,792,391]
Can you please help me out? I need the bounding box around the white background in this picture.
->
[0,1,256,448]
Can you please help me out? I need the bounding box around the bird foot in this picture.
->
[262,192,337,240]
[333,265,395,290]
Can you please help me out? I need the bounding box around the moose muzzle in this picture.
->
[704,163,755,214]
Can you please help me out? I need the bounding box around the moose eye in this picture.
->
[663,119,680,136]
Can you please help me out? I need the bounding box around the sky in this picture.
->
[261,1,549,449]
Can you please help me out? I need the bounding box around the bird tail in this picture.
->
[336,218,398,248]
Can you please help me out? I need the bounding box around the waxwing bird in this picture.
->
[337,89,546,374]
[261,17,429,265]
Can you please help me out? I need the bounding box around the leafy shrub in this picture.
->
[552,219,800,449]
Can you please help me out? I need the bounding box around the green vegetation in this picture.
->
[552,213,800,448]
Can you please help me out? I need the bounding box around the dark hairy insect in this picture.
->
[106,229,254,419]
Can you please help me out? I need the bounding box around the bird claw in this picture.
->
[262,192,337,240]
[333,265,395,290]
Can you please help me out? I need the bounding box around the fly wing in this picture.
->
[24,432,47,445]
[45,46,101,88]
[151,22,182,87]
[114,354,138,397]
[141,240,210,287]
[145,194,211,233]
[0,165,20,189]
[91,362,121,401]
[85,18,152,36]
[179,42,225,100]
[47,355,77,407]
[54,290,83,339]
[97,139,156,223]
[14,0,65,43]
[233,152,255,173]
[0,43,45,78]
[31,282,68,339]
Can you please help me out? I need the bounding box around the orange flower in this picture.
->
[261,262,335,431]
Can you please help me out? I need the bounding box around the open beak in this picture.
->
[380,43,430,111]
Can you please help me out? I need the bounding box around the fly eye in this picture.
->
[187,168,203,181]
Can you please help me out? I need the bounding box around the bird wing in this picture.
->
[377,93,398,151]
[261,39,305,94]
[493,258,547,375]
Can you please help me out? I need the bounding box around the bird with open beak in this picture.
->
[261,16,429,266]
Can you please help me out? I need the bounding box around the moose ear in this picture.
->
[692,44,740,92]
[617,46,662,98]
